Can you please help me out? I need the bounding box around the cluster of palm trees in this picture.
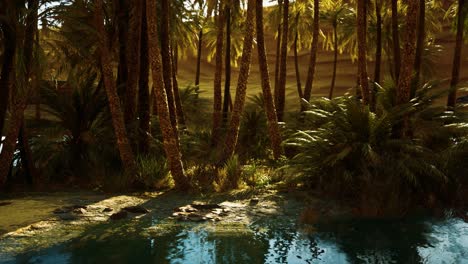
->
[0,0,466,191]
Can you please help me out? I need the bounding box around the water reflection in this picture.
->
[1,216,467,263]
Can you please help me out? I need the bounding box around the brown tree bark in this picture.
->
[447,0,466,108]
[277,0,289,121]
[195,29,203,86]
[303,0,319,105]
[223,2,232,124]
[391,0,401,82]
[412,0,425,98]
[138,0,150,154]
[374,0,382,85]
[211,0,225,146]
[0,4,16,136]
[223,0,256,161]
[171,46,186,127]
[115,0,129,98]
[330,23,338,99]
[274,0,283,109]
[94,0,136,176]
[124,0,143,125]
[147,0,190,191]
[160,0,178,129]
[256,0,282,160]
[293,12,303,100]
[397,0,419,106]
[357,0,371,105]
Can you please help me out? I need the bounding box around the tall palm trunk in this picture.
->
[94,0,136,176]
[293,13,303,99]
[447,0,466,108]
[223,0,255,162]
[256,0,282,159]
[374,0,382,85]
[124,0,142,125]
[160,0,178,129]
[0,19,15,136]
[412,0,425,98]
[138,0,150,154]
[115,0,129,98]
[274,0,283,109]
[277,0,289,121]
[303,0,319,106]
[391,0,401,82]
[171,47,186,126]
[211,0,225,146]
[373,0,382,111]
[195,29,203,86]
[223,2,232,124]
[147,0,190,191]
[397,0,419,106]
[330,23,338,99]
[357,0,371,105]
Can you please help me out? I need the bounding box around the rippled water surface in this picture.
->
[0,194,467,263]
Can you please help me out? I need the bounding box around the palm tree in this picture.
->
[303,0,320,105]
[223,0,255,162]
[357,0,370,105]
[396,0,419,106]
[161,0,178,129]
[138,0,150,154]
[124,0,142,125]
[293,12,303,99]
[256,0,282,159]
[115,0,129,98]
[211,0,225,146]
[373,0,382,85]
[391,0,401,82]
[94,0,136,176]
[412,0,425,97]
[0,1,16,136]
[447,0,466,108]
[274,0,283,111]
[147,0,190,190]
[320,1,353,100]
[277,0,289,121]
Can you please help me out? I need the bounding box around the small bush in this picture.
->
[136,155,171,190]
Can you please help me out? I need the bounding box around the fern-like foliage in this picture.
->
[284,83,468,214]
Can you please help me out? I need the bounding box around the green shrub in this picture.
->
[136,155,171,190]
[284,82,468,215]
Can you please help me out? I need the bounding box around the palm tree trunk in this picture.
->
[0,15,16,137]
[277,0,289,121]
[160,0,178,129]
[391,0,401,83]
[211,0,225,146]
[124,0,142,125]
[330,24,338,99]
[223,0,255,162]
[374,0,382,85]
[447,0,466,108]
[412,0,425,98]
[397,0,419,106]
[138,0,150,154]
[18,123,35,185]
[171,46,186,126]
[94,0,136,176]
[195,29,203,86]
[303,0,319,106]
[256,0,282,159]
[357,0,371,105]
[293,13,303,100]
[223,2,232,124]
[115,0,129,98]
[274,0,283,113]
[147,0,190,191]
